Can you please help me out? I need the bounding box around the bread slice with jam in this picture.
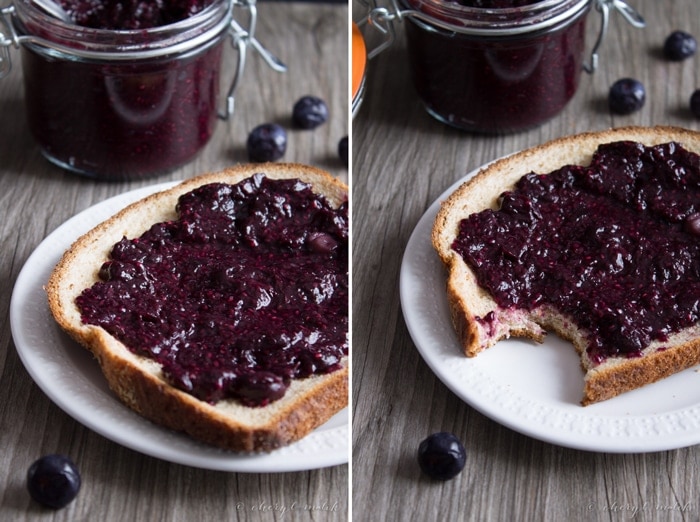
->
[47,163,348,452]
[432,126,700,405]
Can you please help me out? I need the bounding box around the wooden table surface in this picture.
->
[352,0,700,520]
[0,2,348,521]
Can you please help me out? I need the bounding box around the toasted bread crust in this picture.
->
[582,328,700,405]
[46,163,348,452]
[432,126,700,405]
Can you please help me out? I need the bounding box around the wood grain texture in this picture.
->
[352,0,700,520]
[0,2,348,521]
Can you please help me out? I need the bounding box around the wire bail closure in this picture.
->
[354,0,400,60]
[0,6,18,78]
[583,0,645,73]
[222,0,287,120]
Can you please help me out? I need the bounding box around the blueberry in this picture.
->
[690,90,700,118]
[685,212,700,236]
[292,96,329,129]
[234,371,288,406]
[417,432,466,480]
[338,136,348,167]
[27,454,81,509]
[247,123,287,162]
[307,231,339,253]
[608,78,645,115]
[663,30,697,61]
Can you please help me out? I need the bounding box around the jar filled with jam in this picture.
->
[358,0,644,133]
[0,0,283,180]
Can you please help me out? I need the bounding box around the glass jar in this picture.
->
[403,0,591,132]
[0,0,277,180]
[357,0,645,133]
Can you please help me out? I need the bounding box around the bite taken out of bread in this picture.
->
[46,163,348,452]
[432,126,700,406]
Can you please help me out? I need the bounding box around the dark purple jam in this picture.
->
[18,0,223,179]
[402,0,588,132]
[452,141,700,364]
[76,175,348,406]
[21,45,222,180]
[58,0,214,30]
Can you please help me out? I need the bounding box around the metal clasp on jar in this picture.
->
[583,0,646,73]
[0,6,18,78]
[354,0,400,60]
[221,0,287,120]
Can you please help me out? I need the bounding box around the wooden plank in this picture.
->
[0,3,348,520]
[352,0,700,520]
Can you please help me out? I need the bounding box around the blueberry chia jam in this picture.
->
[76,175,349,406]
[399,0,590,132]
[452,141,700,363]
[8,0,233,179]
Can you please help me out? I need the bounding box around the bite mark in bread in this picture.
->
[432,126,700,405]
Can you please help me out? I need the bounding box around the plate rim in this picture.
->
[399,166,700,454]
[10,182,349,472]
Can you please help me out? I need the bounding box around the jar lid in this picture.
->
[352,22,367,117]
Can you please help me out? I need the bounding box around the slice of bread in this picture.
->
[432,126,700,405]
[47,163,348,452]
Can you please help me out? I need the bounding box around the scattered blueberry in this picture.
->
[685,212,700,236]
[417,432,466,480]
[663,30,697,61]
[27,454,81,509]
[246,123,287,162]
[608,78,646,115]
[338,136,348,167]
[292,96,329,129]
[690,89,700,118]
[307,231,339,253]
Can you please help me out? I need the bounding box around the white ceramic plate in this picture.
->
[10,183,348,472]
[400,168,700,454]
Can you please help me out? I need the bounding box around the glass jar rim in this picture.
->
[12,0,234,59]
[400,0,590,35]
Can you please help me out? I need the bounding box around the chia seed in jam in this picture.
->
[76,175,348,406]
[452,141,700,364]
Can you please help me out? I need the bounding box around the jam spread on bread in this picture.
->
[452,141,700,364]
[76,175,348,406]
